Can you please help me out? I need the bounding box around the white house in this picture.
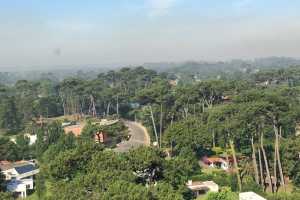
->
[202,157,230,170]
[9,134,37,146]
[0,160,39,198]
[239,192,266,200]
[24,134,37,145]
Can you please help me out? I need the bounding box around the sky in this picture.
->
[1,0,300,69]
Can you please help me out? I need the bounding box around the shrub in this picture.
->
[203,187,238,200]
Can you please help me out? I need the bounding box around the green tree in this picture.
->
[151,182,184,200]
[204,187,238,200]
[0,138,19,161]
[291,161,300,187]
[103,180,151,200]
[46,142,104,180]
[35,174,46,199]
[42,133,77,163]
[15,134,31,159]
[126,147,164,184]
[163,153,200,188]
[36,121,64,158]
[0,97,21,132]
[163,117,211,155]
[0,192,13,200]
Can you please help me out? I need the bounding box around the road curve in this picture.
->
[114,120,150,153]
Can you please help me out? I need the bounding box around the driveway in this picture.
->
[114,120,150,153]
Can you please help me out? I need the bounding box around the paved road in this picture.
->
[114,121,150,153]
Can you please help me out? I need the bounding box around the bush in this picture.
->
[0,192,14,200]
[241,175,264,196]
[203,187,238,200]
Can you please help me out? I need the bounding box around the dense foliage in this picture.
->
[1,65,300,199]
[40,146,195,200]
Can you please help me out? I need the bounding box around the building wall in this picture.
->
[2,168,18,180]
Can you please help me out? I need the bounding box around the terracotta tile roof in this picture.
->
[202,157,226,164]
[0,161,12,171]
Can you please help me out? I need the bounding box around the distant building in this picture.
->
[221,96,232,104]
[168,79,178,86]
[0,160,39,198]
[239,192,266,200]
[62,122,72,127]
[10,134,37,146]
[130,103,140,109]
[186,180,219,197]
[24,134,37,145]
[202,156,230,170]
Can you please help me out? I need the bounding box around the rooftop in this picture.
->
[239,192,266,200]
[202,156,227,164]
[186,180,219,192]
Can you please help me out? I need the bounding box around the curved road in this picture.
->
[114,121,150,153]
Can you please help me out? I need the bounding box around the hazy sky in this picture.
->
[1,0,300,69]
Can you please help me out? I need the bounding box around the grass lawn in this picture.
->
[277,182,294,193]
[47,114,89,123]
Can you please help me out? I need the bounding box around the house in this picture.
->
[24,134,37,145]
[221,96,232,104]
[186,180,219,197]
[0,160,39,198]
[10,134,37,146]
[222,96,231,100]
[168,79,178,86]
[202,156,230,170]
[62,122,72,127]
[255,80,270,87]
[130,103,140,109]
[239,192,266,200]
